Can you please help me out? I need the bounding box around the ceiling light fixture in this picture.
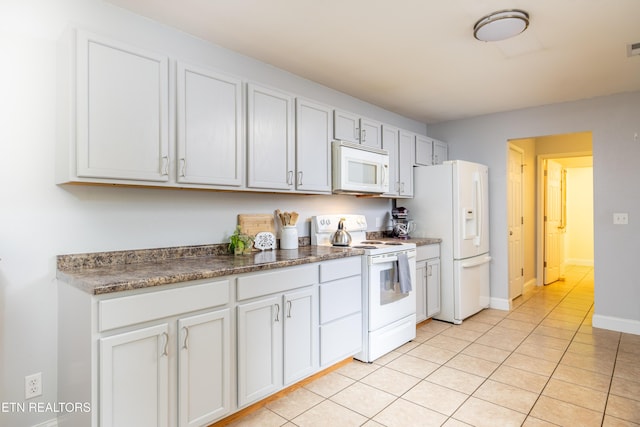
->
[474,9,530,42]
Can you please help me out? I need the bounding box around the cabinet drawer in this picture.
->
[319,276,361,323]
[417,244,439,261]
[237,264,317,301]
[99,280,229,332]
[319,257,361,283]
[320,312,362,366]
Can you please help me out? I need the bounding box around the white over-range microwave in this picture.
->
[332,140,390,195]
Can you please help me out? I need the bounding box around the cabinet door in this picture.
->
[426,258,441,318]
[334,110,360,143]
[382,125,400,196]
[398,131,415,197]
[177,63,243,187]
[178,309,231,427]
[99,324,169,427]
[237,296,282,407]
[433,139,448,165]
[415,135,433,166]
[415,261,427,323]
[247,84,294,190]
[295,98,332,193]
[76,31,169,182]
[283,287,318,385]
[360,118,382,149]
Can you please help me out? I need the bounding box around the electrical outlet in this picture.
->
[25,372,42,399]
[613,213,628,225]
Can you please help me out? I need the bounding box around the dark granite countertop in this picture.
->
[56,244,365,295]
[56,237,441,296]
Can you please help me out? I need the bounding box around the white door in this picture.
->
[415,135,433,166]
[99,324,169,427]
[237,296,282,407]
[178,309,231,427]
[433,140,448,165]
[381,125,400,196]
[508,145,524,299]
[295,98,332,193]
[247,84,295,190]
[76,31,169,182]
[544,160,564,284]
[283,287,317,385]
[176,63,243,187]
[453,161,489,259]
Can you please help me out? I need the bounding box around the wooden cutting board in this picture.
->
[238,214,276,237]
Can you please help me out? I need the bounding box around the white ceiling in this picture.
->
[107,0,640,124]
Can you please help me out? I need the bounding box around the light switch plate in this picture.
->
[613,213,628,225]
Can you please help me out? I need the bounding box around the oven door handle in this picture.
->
[369,251,416,265]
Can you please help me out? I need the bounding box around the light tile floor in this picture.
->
[227,266,640,426]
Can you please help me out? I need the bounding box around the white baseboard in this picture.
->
[593,314,640,335]
[523,278,537,294]
[490,297,510,311]
[32,418,57,427]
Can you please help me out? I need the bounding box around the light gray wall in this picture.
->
[430,91,640,333]
[0,1,426,425]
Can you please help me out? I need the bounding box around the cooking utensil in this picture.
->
[330,218,352,246]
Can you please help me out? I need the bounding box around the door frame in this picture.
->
[536,151,592,285]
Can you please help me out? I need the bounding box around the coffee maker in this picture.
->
[391,206,415,239]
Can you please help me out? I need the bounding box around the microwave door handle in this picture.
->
[382,164,389,189]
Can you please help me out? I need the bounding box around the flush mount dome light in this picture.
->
[474,9,529,42]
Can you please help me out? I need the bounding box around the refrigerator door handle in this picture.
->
[461,256,492,269]
[474,172,482,247]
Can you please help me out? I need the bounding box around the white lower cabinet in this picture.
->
[99,324,170,427]
[178,309,232,427]
[318,257,363,366]
[416,244,441,322]
[59,257,363,426]
[237,284,318,407]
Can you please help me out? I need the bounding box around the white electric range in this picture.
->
[311,214,416,362]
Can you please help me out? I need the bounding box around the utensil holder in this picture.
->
[280,226,298,250]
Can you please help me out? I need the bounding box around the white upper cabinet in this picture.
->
[433,139,448,165]
[415,135,434,166]
[176,63,243,187]
[295,98,332,193]
[333,110,382,148]
[398,130,415,197]
[247,83,295,191]
[382,124,400,197]
[75,30,170,182]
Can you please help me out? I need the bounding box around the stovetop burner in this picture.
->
[352,245,379,249]
[361,240,383,245]
[384,242,403,245]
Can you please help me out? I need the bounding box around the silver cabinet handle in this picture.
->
[297,171,303,186]
[161,156,169,176]
[179,158,186,177]
[427,265,432,277]
[287,170,294,186]
[361,128,366,142]
[274,304,280,322]
[355,127,360,141]
[182,327,189,350]
[162,332,169,356]
[287,300,292,318]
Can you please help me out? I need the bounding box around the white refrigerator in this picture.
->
[405,160,491,324]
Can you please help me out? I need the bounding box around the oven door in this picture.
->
[368,249,416,331]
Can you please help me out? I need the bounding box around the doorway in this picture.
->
[507,132,593,299]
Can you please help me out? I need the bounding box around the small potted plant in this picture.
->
[229,226,254,255]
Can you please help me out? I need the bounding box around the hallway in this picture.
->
[223,265,640,426]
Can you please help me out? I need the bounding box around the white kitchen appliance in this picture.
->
[311,214,416,362]
[404,160,491,324]
[331,141,390,195]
